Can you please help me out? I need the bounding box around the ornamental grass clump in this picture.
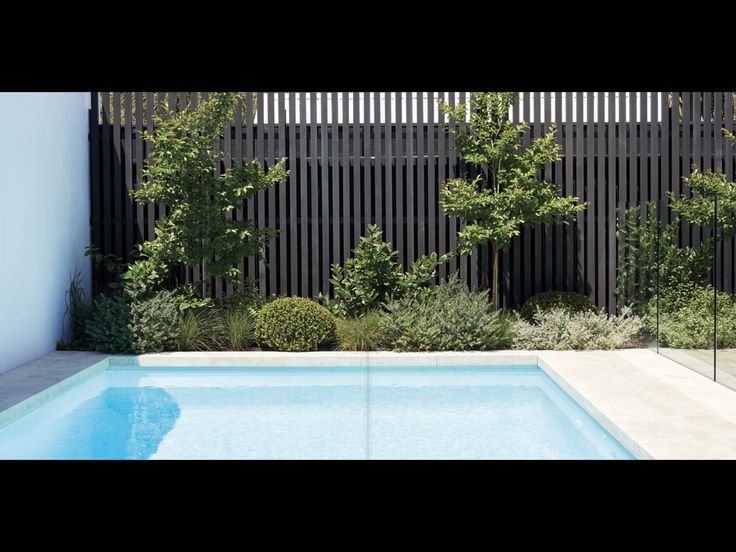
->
[178,308,225,351]
[335,311,385,351]
[255,297,336,352]
[513,307,643,350]
[379,276,515,352]
[62,270,92,349]
[223,308,256,350]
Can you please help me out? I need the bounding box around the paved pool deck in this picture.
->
[1,348,736,459]
[0,351,107,414]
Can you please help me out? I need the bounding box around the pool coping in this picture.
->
[3,349,736,459]
[535,355,652,459]
[0,352,108,431]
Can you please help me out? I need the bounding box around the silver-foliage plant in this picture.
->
[379,276,515,352]
[513,307,643,350]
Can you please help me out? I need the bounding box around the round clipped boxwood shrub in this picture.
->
[255,297,336,351]
[519,290,597,322]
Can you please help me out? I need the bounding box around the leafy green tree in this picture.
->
[669,129,736,239]
[438,92,587,308]
[128,92,288,297]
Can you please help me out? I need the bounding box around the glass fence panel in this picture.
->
[654,193,716,379]
[715,191,736,390]
[615,200,660,350]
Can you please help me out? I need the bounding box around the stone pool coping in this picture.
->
[2,349,736,459]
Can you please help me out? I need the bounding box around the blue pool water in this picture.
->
[0,365,634,459]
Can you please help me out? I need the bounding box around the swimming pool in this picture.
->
[0,364,634,459]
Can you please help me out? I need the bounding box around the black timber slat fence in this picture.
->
[89,92,736,313]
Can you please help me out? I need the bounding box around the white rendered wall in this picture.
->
[0,93,90,373]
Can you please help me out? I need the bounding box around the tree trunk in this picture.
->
[492,245,500,310]
[479,243,491,290]
[201,256,207,299]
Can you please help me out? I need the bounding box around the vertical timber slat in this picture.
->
[112,92,123,260]
[278,92,288,296]
[288,92,298,296]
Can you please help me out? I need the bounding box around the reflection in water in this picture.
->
[65,387,180,460]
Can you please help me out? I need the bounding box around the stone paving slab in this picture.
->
[538,349,736,459]
[0,351,107,413]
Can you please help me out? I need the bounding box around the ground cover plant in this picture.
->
[513,307,643,350]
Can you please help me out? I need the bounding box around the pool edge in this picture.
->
[536,354,653,460]
[0,358,109,430]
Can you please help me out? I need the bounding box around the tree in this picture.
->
[669,130,736,240]
[438,92,587,308]
[127,92,287,298]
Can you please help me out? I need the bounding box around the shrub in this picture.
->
[319,224,451,317]
[513,307,643,350]
[379,276,515,352]
[222,280,265,317]
[173,284,216,312]
[86,294,134,353]
[519,290,597,322]
[129,290,181,353]
[646,286,736,348]
[178,308,225,351]
[255,297,336,351]
[336,312,385,351]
